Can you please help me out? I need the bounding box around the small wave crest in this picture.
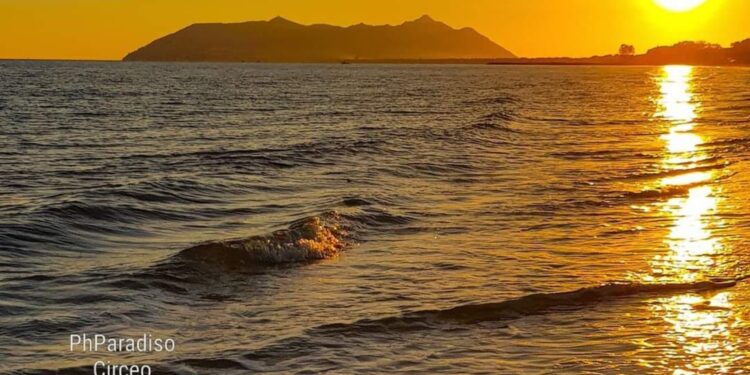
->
[623,171,735,200]
[624,184,697,200]
[426,280,739,323]
[176,211,347,267]
[549,149,659,161]
[319,279,743,331]
[617,162,730,182]
[467,109,520,132]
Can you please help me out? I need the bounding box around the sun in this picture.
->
[654,0,706,12]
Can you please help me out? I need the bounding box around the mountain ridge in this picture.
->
[123,15,515,62]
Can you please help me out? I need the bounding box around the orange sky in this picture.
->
[1,0,748,60]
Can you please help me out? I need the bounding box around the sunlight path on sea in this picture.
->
[642,66,741,374]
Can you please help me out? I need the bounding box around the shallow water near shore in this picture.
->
[2,61,750,374]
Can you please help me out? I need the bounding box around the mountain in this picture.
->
[123,15,515,62]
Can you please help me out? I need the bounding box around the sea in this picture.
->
[2,61,750,374]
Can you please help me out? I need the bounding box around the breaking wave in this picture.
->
[175,211,348,267]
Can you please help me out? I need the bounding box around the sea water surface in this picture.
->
[2,62,750,374]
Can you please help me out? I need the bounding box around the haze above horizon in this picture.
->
[1,0,749,60]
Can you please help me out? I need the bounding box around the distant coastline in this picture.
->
[489,40,750,66]
[4,58,749,67]
[6,37,750,67]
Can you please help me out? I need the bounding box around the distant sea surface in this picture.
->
[3,61,750,374]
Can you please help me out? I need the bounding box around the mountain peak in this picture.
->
[268,16,296,25]
[404,14,440,25]
[401,14,449,29]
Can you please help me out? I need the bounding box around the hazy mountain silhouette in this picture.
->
[123,15,515,62]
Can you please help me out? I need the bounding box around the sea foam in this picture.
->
[177,211,346,267]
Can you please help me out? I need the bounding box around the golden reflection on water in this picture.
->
[652,185,720,282]
[658,66,696,124]
[659,65,703,164]
[644,66,739,373]
[649,65,723,283]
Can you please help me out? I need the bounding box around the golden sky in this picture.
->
[0,0,748,60]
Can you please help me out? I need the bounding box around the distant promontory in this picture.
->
[123,15,515,62]
[490,40,750,66]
